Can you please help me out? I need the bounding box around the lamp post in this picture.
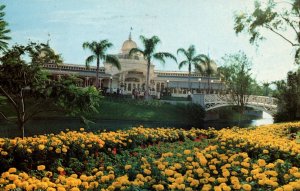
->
[210,80,214,94]
[198,78,201,93]
[110,76,113,94]
[166,80,169,96]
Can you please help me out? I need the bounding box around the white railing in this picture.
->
[193,94,278,115]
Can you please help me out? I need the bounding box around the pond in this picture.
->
[0,112,274,138]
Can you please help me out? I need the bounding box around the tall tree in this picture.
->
[82,40,121,88]
[177,45,206,92]
[263,82,270,96]
[234,0,300,64]
[195,55,216,93]
[221,52,254,113]
[129,35,177,99]
[0,4,11,52]
[0,42,102,138]
[273,70,300,121]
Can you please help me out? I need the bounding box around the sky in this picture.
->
[2,0,298,82]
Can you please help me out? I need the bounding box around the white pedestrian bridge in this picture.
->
[192,94,278,115]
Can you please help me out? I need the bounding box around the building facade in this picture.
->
[44,36,224,97]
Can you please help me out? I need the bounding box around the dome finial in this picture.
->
[129,27,133,40]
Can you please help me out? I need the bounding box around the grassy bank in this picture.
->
[95,98,187,122]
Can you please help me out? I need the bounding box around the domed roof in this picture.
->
[121,38,137,54]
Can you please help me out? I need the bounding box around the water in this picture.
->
[0,112,274,138]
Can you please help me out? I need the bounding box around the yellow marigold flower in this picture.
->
[222,185,231,191]
[190,179,199,187]
[217,177,227,183]
[153,184,164,191]
[101,175,110,183]
[266,163,275,169]
[70,188,80,191]
[222,170,230,177]
[282,185,293,191]
[62,147,68,153]
[214,186,222,191]
[202,184,212,191]
[8,168,17,173]
[38,144,45,150]
[165,169,174,176]
[232,183,241,189]
[186,157,193,162]
[5,184,16,190]
[125,165,132,170]
[293,172,300,178]
[37,165,45,171]
[241,168,248,175]
[209,165,216,170]
[175,177,184,184]
[174,163,182,169]
[184,150,191,155]
[1,151,8,156]
[80,128,84,131]
[263,149,269,154]
[177,184,185,190]
[143,169,151,175]
[57,167,64,172]
[57,187,66,191]
[55,148,61,154]
[257,159,266,167]
[242,184,252,191]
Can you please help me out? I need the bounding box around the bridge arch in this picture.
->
[192,94,278,116]
[206,103,275,116]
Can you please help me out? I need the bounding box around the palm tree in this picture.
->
[177,45,205,92]
[0,5,11,52]
[196,55,216,93]
[83,40,120,88]
[129,35,176,99]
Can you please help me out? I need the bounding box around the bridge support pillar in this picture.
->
[192,93,205,108]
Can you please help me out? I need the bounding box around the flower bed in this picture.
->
[0,123,300,190]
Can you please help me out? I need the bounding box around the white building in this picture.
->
[44,35,224,97]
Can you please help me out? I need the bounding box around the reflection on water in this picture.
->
[0,112,274,138]
[203,111,274,129]
[249,112,274,126]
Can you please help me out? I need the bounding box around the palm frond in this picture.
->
[153,52,177,66]
[177,48,189,58]
[82,42,92,50]
[195,63,205,74]
[150,36,161,46]
[187,45,196,58]
[99,40,113,53]
[178,60,188,69]
[85,55,96,69]
[129,48,144,57]
[106,55,121,70]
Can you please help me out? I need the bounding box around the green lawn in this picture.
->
[95,97,187,122]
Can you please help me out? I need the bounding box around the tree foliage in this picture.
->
[82,40,120,88]
[177,45,209,91]
[221,52,255,113]
[0,43,102,138]
[234,0,300,64]
[129,35,177,99]
[273,69,300,122]
[0,4,10,52]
